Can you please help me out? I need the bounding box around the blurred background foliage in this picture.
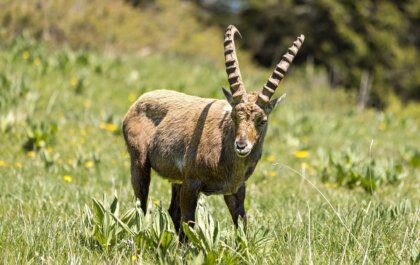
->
[196,0,420,108]
[0,0,224,63]
[0,0,419,107]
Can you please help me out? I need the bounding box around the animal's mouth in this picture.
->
[235,146,252,157]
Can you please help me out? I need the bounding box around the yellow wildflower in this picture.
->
[267,155,276,163]
[128,93,137,103]
[268,170,276,177]
[84,99,91,109]
[379,122,386,131]
[27,151,36,158]
[84,160,94,168]
[22,51,30,60]
[70,77,78,87]
[100,122,117,133]
[301,162,309,170]
[105,123,117,132]
[324,182,338,189]
[34,57,41,66]
[294,150,309,158]
[47,147,54,153]
[131,255,137,262]
[63,175,72,183]
[152,199,160,205]
[15,162,23,168]
[0,160,7,167]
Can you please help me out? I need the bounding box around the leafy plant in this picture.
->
[82,193,138,251]
[82,195,279,264]
[23,121,58,151]
[182,199,220,262]
[142,206,178,264]
[0,72,38,132]
[39,149,60,171]
[0,73,30,111]
[400,146,420,168]
[74,150,101,170]
[99,112,122,135]
[234,219,274,262]
[83,194,178,263]
[318,150,407,193]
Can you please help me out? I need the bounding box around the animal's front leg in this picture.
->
[179,179,202,241]
[224,183,247,227]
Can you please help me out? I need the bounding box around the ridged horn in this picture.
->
[257,34,305,107]
[224,25,247,104]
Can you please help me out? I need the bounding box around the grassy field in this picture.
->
[0,38,419,264]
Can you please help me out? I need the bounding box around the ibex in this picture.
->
[123,25,304,239]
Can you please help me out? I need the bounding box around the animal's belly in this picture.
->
[150,158,183,181]
[201,177,244,195]
[151,159,245,195]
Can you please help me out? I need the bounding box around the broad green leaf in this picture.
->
[159,230,174,251]
[110,212,135,236]
[91,198,105,224]
[182,222,201,246]
[110,194,119,215]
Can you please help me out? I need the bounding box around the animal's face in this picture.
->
[222,25,303,157]
[223,90,286,158]
[230,101,268,157]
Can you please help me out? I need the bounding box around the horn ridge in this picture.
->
[224,25,247,104]
[257,34,305,107]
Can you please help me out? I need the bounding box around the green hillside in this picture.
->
[0,37,418,263]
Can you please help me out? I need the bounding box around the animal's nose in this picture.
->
[235,140,247,150]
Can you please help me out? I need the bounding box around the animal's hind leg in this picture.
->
[129,149,151,215]
[123,113,155,215]
[168,184,182,233]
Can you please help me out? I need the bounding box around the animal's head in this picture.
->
[222,25,304,157]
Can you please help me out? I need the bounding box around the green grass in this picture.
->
[0,39,419,264]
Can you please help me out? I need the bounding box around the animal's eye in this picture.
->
[258,118,267,126]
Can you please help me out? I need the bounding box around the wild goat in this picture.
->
[123,25,304,239]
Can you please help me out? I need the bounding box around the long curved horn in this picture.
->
[257,34,305,107]
[224,25,247,104]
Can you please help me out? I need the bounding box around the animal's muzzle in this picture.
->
[234,139,252,157]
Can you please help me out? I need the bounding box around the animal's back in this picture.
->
[138,89,216,111]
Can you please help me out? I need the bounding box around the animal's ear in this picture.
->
[268,93,286,112]
[222,87,234,105]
